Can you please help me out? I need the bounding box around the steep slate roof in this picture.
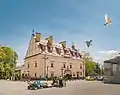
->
[25,32,84,59]
[104,56,120,64]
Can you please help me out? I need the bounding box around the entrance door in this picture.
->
[64,74,72,80]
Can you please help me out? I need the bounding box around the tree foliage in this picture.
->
[84,57,96,76]
[0,46,18,79]
[94,63,101,74]
[82,51,104,77]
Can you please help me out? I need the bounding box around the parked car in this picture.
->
[28,83,40,90]
[51,82,59,87]
[97,76,104,81]
[51,79,66,87]
[27,80,41,90]
[48,84,53,88]
[85,76,94,81]
[41,82,49,88]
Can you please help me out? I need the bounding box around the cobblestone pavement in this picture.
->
[0,80,120,95]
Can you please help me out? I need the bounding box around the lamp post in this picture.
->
[27,71,30,81]
[101,64,104,76]
[61,66,64,78]
[46,66,49,78]
[43,54,48,78]
[83,56,85,79]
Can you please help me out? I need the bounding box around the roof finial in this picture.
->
[72,42,74,45]
[32,29,34,34]
[32,29,35,37]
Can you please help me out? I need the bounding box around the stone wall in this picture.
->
[24,54,84,78]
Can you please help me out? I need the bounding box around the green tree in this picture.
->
[0,46,18,79]
[94,63,101,75]
[0,47,5,61]
[84,57,96,76]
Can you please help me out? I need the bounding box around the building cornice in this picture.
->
[24,52,83,61]
[24,52,42,59]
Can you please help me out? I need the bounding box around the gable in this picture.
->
[25,34,37,58]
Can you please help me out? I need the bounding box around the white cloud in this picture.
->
[93,50,119,64]
[98,50,119,54]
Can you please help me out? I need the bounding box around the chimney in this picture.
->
[59,41,66,48]
[35,32,41,42]
[48,36,53,46]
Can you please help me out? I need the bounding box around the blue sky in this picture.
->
[0,0,120,65]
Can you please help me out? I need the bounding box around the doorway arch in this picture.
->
[64,70,72,80]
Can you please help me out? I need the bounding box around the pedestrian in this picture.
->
[59,76,63,87]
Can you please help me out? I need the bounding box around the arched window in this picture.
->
[35,63,37,67]
[22,73,24,77]
[80,65,82,69]
[63,64,66,68]
[70,64,72,69]
[80,72,82,75]
[51,63,54,67]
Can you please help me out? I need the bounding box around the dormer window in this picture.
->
[55,47,61,55]
[47,44,53,53]
[38,43,46,51]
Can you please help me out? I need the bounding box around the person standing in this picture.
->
[59,76,63,87]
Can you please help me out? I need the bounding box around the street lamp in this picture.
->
[83,56,85,79]
[27,71,30,81]
[61,66,64,78]
[46,66,49,78]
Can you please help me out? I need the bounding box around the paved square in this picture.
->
[0,80,120,95]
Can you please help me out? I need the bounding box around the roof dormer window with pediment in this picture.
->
[45,36,53,53]
[25,31,83,60]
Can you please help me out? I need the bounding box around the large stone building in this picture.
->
[104,56,120,83]
[23,31,85,79]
